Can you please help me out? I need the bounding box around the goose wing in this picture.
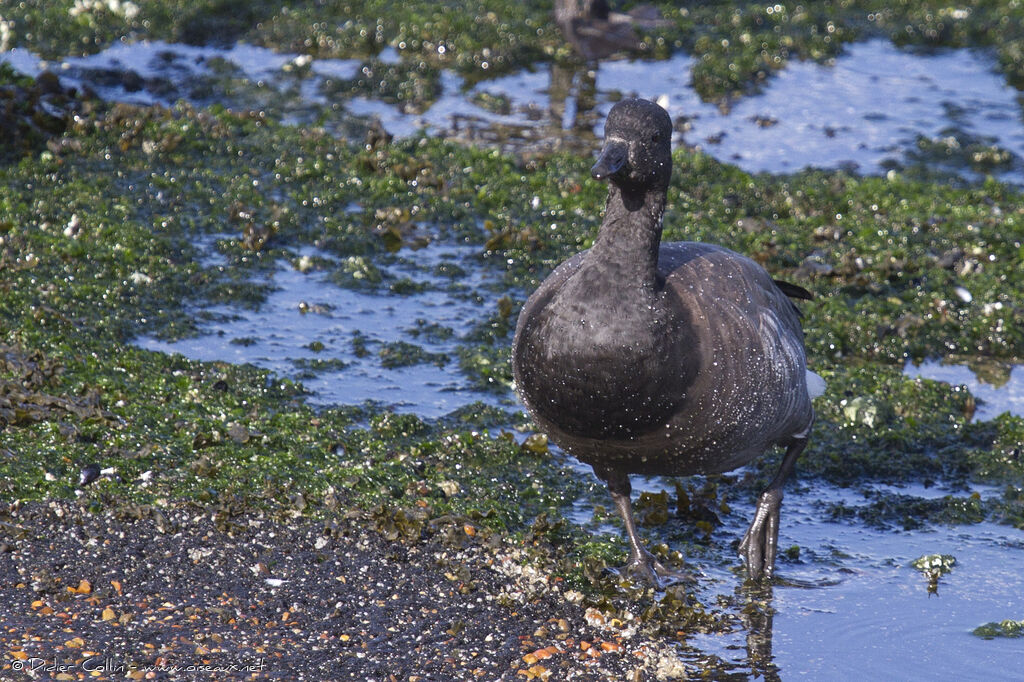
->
[656,242,813,464]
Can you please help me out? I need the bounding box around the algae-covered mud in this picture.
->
[2,1,1024,679]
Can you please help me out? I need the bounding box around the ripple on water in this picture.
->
[670,484,1024,679]
[767,519,1024,680]
[561,453,1023,679]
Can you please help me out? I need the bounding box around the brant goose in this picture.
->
[512,98,823,586]
[555,0,666,62]
[555,0,640,62]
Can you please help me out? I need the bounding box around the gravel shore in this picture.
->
[0,501,689,681]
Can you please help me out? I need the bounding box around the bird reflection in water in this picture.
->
[738,581,781,682]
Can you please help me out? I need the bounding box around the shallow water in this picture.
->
[473,40,1024,179]
[905,359,1024,421]
[5,38,1024,181]
[564,454,1024,678]
[643,474,1021,677]
[691,499,1024,679]
[138,240,511,417]
[617,41,1024,179]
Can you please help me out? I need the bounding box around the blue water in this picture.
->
[905,360,1024,421]
[138,240,511,417]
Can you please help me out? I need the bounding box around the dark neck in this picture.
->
[589,183,666,289]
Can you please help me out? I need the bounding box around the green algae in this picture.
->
[663,2,1024,102]
[911,552,956,594]
[911,552,956,574]
[324,57,442,114]
[378,339,449,368]
[828,492,986,530]
[2,73,1022,505]
[1,0,554,80]
[291,356,349,377]
[406,319,455,342]
[1,82,1021,480]
[973,619,1024,639]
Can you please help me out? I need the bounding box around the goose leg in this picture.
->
[739,426,811,580]
[596,466,689,589]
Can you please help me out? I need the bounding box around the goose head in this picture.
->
[591,98,673,194]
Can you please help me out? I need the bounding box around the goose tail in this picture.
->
[806,370,826,399]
